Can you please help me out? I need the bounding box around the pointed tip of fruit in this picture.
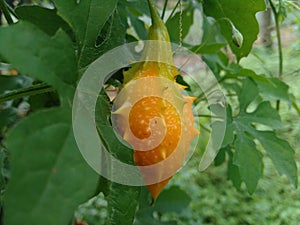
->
[194,127,200,135]
[176,83,188,90]
[147,178,171,201]
[111,101,131,115]
[184,96,197,103]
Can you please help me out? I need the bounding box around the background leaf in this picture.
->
[4,108,99,225]
[203,0,266,60]
[256,131,298,187]
[95,91,140,225]
[225,79,298,191]
[55,0,119,69]
[233,136,263,193]
[0,75,31,94]
[15,5,73,37]
[0,22,77,101]
[107,182,140,225]
[166,3,194,43]
[134,186,191,225]
[256,77,291,102]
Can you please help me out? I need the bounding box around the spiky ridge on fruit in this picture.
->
[112,0,199,201]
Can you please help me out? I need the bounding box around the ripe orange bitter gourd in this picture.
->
[112,0,199,201]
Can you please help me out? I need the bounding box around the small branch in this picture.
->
[0,0,14,24]
[0,83,54,103]
[167,0,180,21]
[269,0,283,111]
[161,0,168,20]
[196,114,224,119]
[199,123,211,133]
[292,102,300,116]
[269,0,283,78]
[6,2,18,19]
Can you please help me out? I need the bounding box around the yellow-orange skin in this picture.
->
[114,0,199,200]
[116,63,199,200]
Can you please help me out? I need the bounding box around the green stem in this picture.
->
[194,76,228,106]
[0,0,14,24]
[6,2,18,19]
[199,123,211,133]
[167,0,180,21]
[0,83,54,103]
[269,0,283,78]
[269,0,283,111]
[196,114,224,119]
[292,102,300,116]
[161,0,168,20]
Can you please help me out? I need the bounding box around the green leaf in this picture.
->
[0,22,77,101]
[95,91,140,225]
[244,101,282,129]
[227,149,242,190]
[0,75,31,94]
[4,108,99,225]
[128,11,147,40]
[95,91,134,164]
[28,91,60,111]
[121,0,149,17]
[134,186,191,225]
[95,8,127,57]
[107,182,140,225]
[154,186,191,213]
[235,78,258,112]
[214,147,226,166]
[221,105,234,148]
[225,78,297,192]
[226,67,270,83]
[256,131,298,187]
[202,51,229,77]
[225,67,291,102]
[166,4,194,43]
[15,5,73,37]
[203,0,266,60]
[233,136,263,194]
[0,108,17,132]
[193,15,227,54]
[55,0,119,68]
[190,43,227,54]
[255,77,291,102]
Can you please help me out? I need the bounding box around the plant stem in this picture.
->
[0,83,54,103]
[167,0,180,21]
[269,0,283,78]
[161,0,168,20]
[269,0,283,111]
[6,2,18,19]
[0,0,14,24]
[292,102,300,116]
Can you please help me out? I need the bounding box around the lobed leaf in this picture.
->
[225,79,297,192]
[255,77,291,102]
[256,131,298,187]
[233,136,263,194]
